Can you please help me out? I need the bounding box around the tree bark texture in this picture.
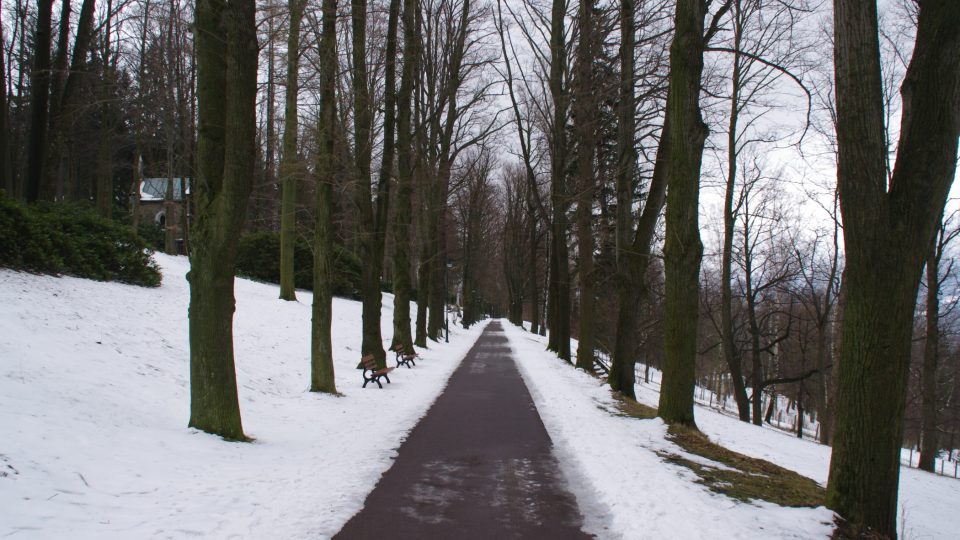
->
[25,0,54,203]
[919,230,942,472]
[547,0,570,361]
[188,0,259,441]
[310,0,339,394]
[658,0,708,428]
[720,2,751,422]
[0,23,11,196]
[278,0,304,302]
[352,0,389,366]
[610,115,668,398]
[392,0,419,353]
[573,0,597,372]
[827,1,960,536]
[42,0,96,201]
[609,0,639,396]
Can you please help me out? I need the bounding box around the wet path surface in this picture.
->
[333,321,592,539]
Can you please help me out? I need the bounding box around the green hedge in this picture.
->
[0,197,162,287]
[235,231,362,299]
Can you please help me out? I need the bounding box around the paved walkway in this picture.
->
[334,321,593,539]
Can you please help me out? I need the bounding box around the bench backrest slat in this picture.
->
[361,354,377,370]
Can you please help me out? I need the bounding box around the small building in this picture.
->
[139,177,190,254]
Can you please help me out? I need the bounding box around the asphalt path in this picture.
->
[333,321,593,539]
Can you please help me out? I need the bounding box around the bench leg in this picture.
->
[362,378,370,388]
[383,373,391,384]
[375,376,383,389]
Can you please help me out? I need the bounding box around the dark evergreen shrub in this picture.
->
[137,222,165,252]
[235,232,362,299]
[0,198,162,287]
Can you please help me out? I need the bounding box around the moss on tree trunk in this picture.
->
[827,1,960,535]
[188,0,258,441]
[308,0,339,394]
[658,0,708,428]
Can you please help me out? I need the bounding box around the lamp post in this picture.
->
[444,259,452,342]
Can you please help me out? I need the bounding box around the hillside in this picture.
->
[0,254,483,538]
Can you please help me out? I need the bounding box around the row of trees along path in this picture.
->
[334,321,592,539]
[6,0,958,537]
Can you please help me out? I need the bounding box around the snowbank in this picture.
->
[0,254,484,538]
[504,323,959,539]
[504,323,833,539]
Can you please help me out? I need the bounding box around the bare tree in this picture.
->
[311,0,338,394]
[658,0,731,426]
[24,0,55,202]
[188,0,259,440]
[826,1,960,536]
[919,211,960,471]
[279,0,306,301]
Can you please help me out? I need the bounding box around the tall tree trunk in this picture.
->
[279,0,305,301]
[25,0,55,203]
[610,0,637,395]
[919,229,942,472]
[392,0,419,352]
[130,0,151,230]
[96,3,114,219]
[96,74,112,217]
[614,0,634,265]
[745,244,763,426]
[610,116,668,398]
[720,2,751,422]
[264,13,276,230]
[43,0,96,201]
[547,0,570,361]
[573,0,597,372]
[378,0,400,342]
[415,237,430,346]
[188,0,259,441]
[414,3,429,348]
[45,0,72,195]
[352,0,388,366]
[311,0,338,394]
[0,22,11,196]
[658,0,710,427]
[610,0,667,398]
[826,1,960,536]
[528,202,539,334]
[427,170,449,340]
[817,196,841,446]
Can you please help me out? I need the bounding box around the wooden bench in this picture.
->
[390,343,417,369]
[359,354,394,388]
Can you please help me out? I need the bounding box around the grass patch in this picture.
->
[609,392,658,420]
[662,424,825,507]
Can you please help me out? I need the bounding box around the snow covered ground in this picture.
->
[0,254,484,539]
[4,252,957,539]
[503,324,960,540]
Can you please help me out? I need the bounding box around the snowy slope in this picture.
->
[504,324,960,540]
[0,254,484,539]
